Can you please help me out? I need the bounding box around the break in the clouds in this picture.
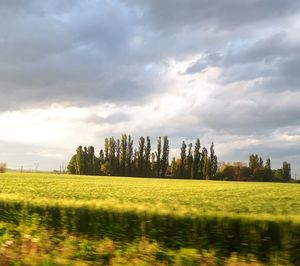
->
[0,0,300,174]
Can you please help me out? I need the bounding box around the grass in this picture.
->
[0,172,300,264]
[0,172,300,220]
[1,221,274,266]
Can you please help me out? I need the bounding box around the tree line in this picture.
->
[67,135,218,179]
[215,154,292,182]
[67,135,293,182]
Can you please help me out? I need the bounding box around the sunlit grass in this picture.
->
[0,172,299,222]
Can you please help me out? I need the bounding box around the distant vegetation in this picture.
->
[0,162,6,173]
[67,135,218,179]
[67,134,292,182]
[216,155,292,182]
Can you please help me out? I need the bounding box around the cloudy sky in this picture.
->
[0,0,300,175]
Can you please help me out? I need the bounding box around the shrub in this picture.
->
[0,162,7,173]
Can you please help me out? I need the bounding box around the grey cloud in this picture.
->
[0,1,159,110]
[223,32,296,65]
[85,112,131,125]
[174,88,300,137]
[185,53,222,74]
[1,0,299,111]
[128,0,300,31]
[185,32,300,94]
[1,0,300,174]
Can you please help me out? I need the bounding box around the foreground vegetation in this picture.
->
[0,173,300,264]
[0,221,290,266]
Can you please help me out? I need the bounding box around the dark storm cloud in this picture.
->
[1,0,300,111]
[0,0,157,110]
[128,0,300,30]
[1,0,300,173]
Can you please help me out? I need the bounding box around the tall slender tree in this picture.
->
[83,146,88,175]
[180,141,187,177]
[161,136,169,177]
[259,157,264,168]
[187,143,193,178]
[120,134,127,175]
[116,139,120,175]
[282,161,291,181]
[151,152,156,177]
[156,136,162,177]
[201,147,208,180]
[104,138,109,162]
[209,142,218,179]
[109,137,116,175]
[137,136,145,176]
[75,146,83,175]
[87,146,95,175]
[145,136,151,176]
[265,157,272,180]
[99,149,105,174]
[127,135,133,176]
[192,138,201,179]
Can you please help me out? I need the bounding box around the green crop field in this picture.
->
[1,172,300,265]
[1,172,300,219]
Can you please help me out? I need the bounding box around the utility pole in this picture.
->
[34,163,39,172]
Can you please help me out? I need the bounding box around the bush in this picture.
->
[0,162,7,173]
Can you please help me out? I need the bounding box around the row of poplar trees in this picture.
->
[67,135,218,179]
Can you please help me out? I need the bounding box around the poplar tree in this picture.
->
[109,137,116,175]
[170,157,177,177]
[209,142,218,179]
[75,146,83,175]
[192,138,201,179]
[156,136,162,177]
[133,148,138,176]
[87,146,95,175]
[83,146,88,175]
[265,158,272,180]
[266,158,271,170]
[161,136,169,177]
[249,154,260,173]
[120,134,127,175]
[259,157,264,168]
[151,152,156,176]
[127,135,133,176]
[99,149,105,174]
[201,147,208,180]
[104,138,109,162]
[137,136,145,176]
[180,141,187,177]
[145,136,151,176]
[187,143,193,178]
[116,139,120,175]
[282,161,291,181]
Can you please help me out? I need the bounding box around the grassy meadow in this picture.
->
[1,172,300,265]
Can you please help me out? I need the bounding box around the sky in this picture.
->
[0,0,300,176]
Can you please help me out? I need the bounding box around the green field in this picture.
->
[1,172,300,265]
[1,172,300,219]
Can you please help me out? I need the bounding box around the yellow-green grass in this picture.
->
[1,172,300,264]
[0,172,299,222]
